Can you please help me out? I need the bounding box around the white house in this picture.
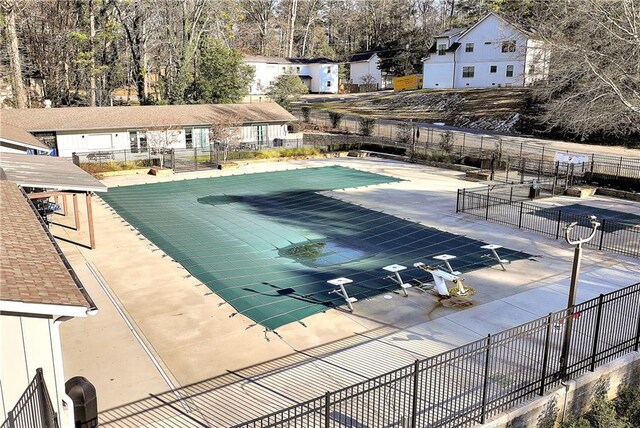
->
[1,103,298,157]
[0,161,104,427]
[244,55,339,95]
[422,13,549,89]
[348,50,391,90]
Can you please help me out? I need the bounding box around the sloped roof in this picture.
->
[348,50,383,62]
[243,55,292,64]
[0,152,107,193]
[0,122,50,151]
[243,55,337,65]
[0,179,89,309]
[435,27,467,38]
[1,103,297,133]
[287,57,336,64]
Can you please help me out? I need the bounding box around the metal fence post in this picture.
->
[411,360,420,428]
[456,189,460,213]
[539,313,553,396]
[7,409,15,428]
[635,297,640,352]
[589,294,605,371]
[518,201,524,229]
[462,188,466,212]
[485,188,490,220]
[194,146,198,171]
[480,334,492,424]
[324,391,331,427]
[555,210,562,239]
[598,219,606,250]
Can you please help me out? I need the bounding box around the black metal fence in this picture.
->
[1,368,58,428]
[235,282,640,428]
[71,138,314,173]
[456,188,640,258]
[299,109,640,182]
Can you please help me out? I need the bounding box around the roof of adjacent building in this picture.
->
[0,122,50,151]
[243,55,292,64]
[0,152,107,193]
[348,50,384,62]
[287,57,336,64]
[435,27,468,38]
[1,103,297,133]
[243,55,337,65]
[0,179,89,308]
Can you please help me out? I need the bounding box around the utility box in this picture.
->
[65,377,98,428]
[393,74,423,92]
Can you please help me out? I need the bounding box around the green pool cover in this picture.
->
[102,166,530,330]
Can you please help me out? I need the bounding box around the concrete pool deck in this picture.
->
[56,157,639,427]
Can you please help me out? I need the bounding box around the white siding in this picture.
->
[349,54,382,87]
[245,60,338,95]
[422,13,548,89]
[0,314,73,428]
[56,129,130,157]
[423,62,455,88]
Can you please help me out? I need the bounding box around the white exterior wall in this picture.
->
[56,129,189,157]
[247,62,289,95]
[422,14,547,89]
[423,61,456,89]
[349,54,382,87]
[246,60,338,94]
[524,39,551,86]
[453,14,526,88]
[240,123,289,142]
[0,313,74,428]
[56,129,130,157]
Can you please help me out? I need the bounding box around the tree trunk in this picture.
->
[89,0,96,106]
[287,0,297,57]
[2,1,28,108]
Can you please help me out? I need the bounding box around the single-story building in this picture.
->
[244,55,339,95]
[0,159,104,427]
[1,103,298,157]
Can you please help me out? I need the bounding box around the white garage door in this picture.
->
[87,134,113,150]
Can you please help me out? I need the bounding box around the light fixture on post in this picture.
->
[559,215,600,379]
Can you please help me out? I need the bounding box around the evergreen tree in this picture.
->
[189,37,254,104]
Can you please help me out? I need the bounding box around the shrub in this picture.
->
[301,106,311,122]
[439,130,455,153]
[615,387,640,427]
[358,117,376,136]
[328,111,343,128]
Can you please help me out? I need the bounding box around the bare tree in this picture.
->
[1,0,27,108]
[531,0,640,140]
[146,126,181,168]
[210,114,243,165]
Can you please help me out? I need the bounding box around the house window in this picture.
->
[438,44,446,55]
[490,65,497,73]
[465,43,474,52]
[296,66,300,73]
[506,65,514,77]
[502,40,516,53]
[255,125,266,143]
[185,128,193,149]
[129,131,138,153]
[462,66,475,78]
[138,131,148,152]
[327,81,332,87]
[326,66,331,73]
[529,64,535,74]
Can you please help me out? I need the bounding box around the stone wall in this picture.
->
[482,352,640,428]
